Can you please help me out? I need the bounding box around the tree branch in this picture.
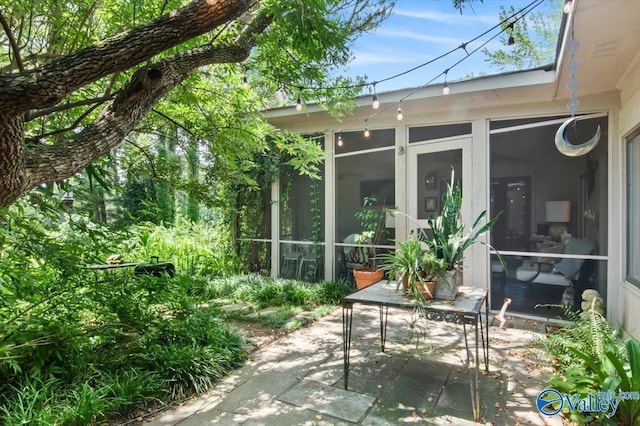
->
[0,0,254,115]
[0,11,24,72]
[22,42,254,188]
[29,94,116,121]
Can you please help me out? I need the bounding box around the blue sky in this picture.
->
[344,0,559,92]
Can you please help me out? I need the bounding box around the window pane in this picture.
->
[628,132,640,286]
[490,115,608,314]
[416,149,462,221]
[239,188,271,239]
[336,150,395,243]
[335,128,394,154]
[409,123,471,143]
[280,166,325,241]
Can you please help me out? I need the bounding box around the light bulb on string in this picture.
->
[242,75,248,88]
[372,83,380,109]
[442,69,450,95]
[295,87,303,111]
[337,132,343,147]
[507,22,515,49]
[397,103,403,121]
[564,0,573,14]
[364,119,370,138]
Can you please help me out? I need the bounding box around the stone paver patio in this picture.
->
[145,304,563,425]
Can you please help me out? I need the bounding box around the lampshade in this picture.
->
[546,201,571,223]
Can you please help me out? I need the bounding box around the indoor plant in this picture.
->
[352,196,388,289]
[427,168,501,300]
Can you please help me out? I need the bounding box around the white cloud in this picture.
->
[350,49,432,66]
[394,8,495,25]
[376,28,463,46]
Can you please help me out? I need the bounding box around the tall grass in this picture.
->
[0,202,349,424]
[128,218,240,277]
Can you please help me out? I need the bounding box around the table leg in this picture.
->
[342,302,354,390]
[462,320,477,422]
[482,298,489,372]
[474,315,481,421]
[379,304,388,352]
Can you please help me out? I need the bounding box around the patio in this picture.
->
[146,299,562,425]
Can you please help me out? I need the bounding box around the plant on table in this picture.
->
[426,168,501,298]
[379,235,447,301]
[352,196,389,288]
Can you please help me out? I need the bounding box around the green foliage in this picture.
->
[482,0,563,71]
[543,308,640,425]
[0,199,348,423]
[353,196,389,269]
[427,168,501,272]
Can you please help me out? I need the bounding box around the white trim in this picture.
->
[334,145,395,158]
[489,112,608,134]
[271,178,280,279]
[238,238,271,243]
[324,132,335,280]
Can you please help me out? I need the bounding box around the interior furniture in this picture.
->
[545,200,571,237]
[341,281,488,422]
[296,245,323,281]
[342,233,371,282]
[281,244,301,279]
[515,238,596,287]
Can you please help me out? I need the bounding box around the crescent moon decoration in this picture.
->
[554,116,601,157]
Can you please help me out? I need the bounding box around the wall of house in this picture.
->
[617,57,640,340]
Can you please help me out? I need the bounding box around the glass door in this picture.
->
[406,138,471,231]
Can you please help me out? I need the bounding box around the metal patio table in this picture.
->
[341,280,489,421]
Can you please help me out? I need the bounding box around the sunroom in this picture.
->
[241,0,640,339]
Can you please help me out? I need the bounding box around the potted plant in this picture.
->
[352,196,388,289]
[427,168,501,300]
[379,234,447,301]
[418,252,447,300]
[379,234,423,294]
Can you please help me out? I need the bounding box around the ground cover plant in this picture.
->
[0,201,351,425]
[542,305,640,425]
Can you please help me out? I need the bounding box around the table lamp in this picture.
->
[546,200,570,239]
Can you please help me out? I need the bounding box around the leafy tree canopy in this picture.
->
[0,0,397,208]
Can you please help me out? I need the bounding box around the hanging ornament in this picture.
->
[555,23,600,157]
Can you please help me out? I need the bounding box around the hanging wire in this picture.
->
[325,0,546,136]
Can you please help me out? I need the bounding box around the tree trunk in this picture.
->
[0,115,25,208]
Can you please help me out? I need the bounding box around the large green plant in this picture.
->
[379,236,423,285]
[427,169,501,271]
[353,196,388,270]
[543,306,640,425]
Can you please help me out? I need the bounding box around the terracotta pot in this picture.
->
[353,268,384,289]
[415,280,436,300]
[401,274,409,294]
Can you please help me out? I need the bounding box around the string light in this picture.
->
[372,83,380,109]
[278,0,545,142]
[242,75,248,88]
[295,87,304,111]
[442,69,450,95]
[364,119,370,138]
[507,22,515,48]
[563,0,573,14]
